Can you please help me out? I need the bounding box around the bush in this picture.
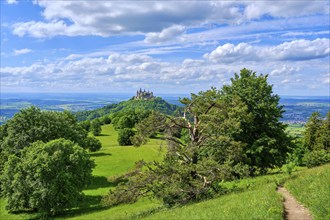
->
[82,136,102,152]
[79,120,91,131]
[117,128,135,146]
[101,116,111,125]
[303,149,330,168]
[0,139,95,216]
[91,119,102,136]
[281,162,296,175]
[117,116,135,129]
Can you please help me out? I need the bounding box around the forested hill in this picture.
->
[74,97,182,121]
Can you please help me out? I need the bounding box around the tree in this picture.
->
[82,136,102,152]
[316,111,330,150]
[79,120,91,132]
[101,115,111,125]
[0,107,101,174]
[91,119,102,136]
[221,68,292,172]
[0,107,87,155]
[302,111,330,167]
[117,115,135,129]
[117,128,135,146]
[303,112,323,151]
[103,69,292,207]
[1,139,95,215]
[105,88,251,206]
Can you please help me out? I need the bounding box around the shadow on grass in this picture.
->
[86,176,114,190]
[55,195,110,219]
[97,134,110,136]
[90,152,112,157]
[10,195,110,220]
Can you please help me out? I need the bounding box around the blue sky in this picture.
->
[1,0,329,96]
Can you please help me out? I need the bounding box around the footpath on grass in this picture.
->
[277,187,313,220]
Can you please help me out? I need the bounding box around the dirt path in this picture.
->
[277,186,313,220]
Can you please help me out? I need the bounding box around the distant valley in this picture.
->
[0,93,329,125]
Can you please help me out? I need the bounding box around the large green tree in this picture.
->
[221,68,292,172]
[304,112,324,151]
[0,106,100,173]
[302,111,330,167]
[1,139,95,215]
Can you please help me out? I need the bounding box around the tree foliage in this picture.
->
[91,119,102,136]
[117,128,135,146]
[1,139,95,215]
[302,111,330,167]
[304,112,330,151]
[82,136,102,152]
[221,68,292,171]
[0,107,100,173]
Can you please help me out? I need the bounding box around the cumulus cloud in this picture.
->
[13,48,32,55]
[1,38,329,94]
[144,25,185,43]
[11,1,329,38]
[205,38,330,63]
[270,65,300,76]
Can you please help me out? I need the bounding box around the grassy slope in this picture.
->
[0,124,165,219]
[1,124,328,220]
[285,164,330,220]
[286,124,305,138]
[146,174,286,220]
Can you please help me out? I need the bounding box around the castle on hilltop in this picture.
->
[135,88,154,100]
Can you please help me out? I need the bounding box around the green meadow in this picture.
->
[0,124,329,220]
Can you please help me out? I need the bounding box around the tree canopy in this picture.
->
[0,106,101,173]
[302,111,330,167]
[1,139,95,215]
[221,68,292,171]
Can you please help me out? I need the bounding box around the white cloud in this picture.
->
[144,25,185,43]
[270,65,300,76]
[11,1,329,38]
[205,38,330,63]
[267,38,330,61]
[204,43,256,63]
[13,48,32,55]
[244,1,329,20]
[6,0,18,4]
[1,40,329,94]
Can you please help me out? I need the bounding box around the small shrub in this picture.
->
[91,119,102,136]
[102,116,111,124]
[117,128,135,146]
[303,149,330,168]
[83,136,102,152]
[281,162,296,175]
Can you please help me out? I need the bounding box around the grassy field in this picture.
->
[286,123,305,138]
[1,124,329,220]
[285,164,330,220]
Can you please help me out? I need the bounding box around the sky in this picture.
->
[1,0,329,96]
